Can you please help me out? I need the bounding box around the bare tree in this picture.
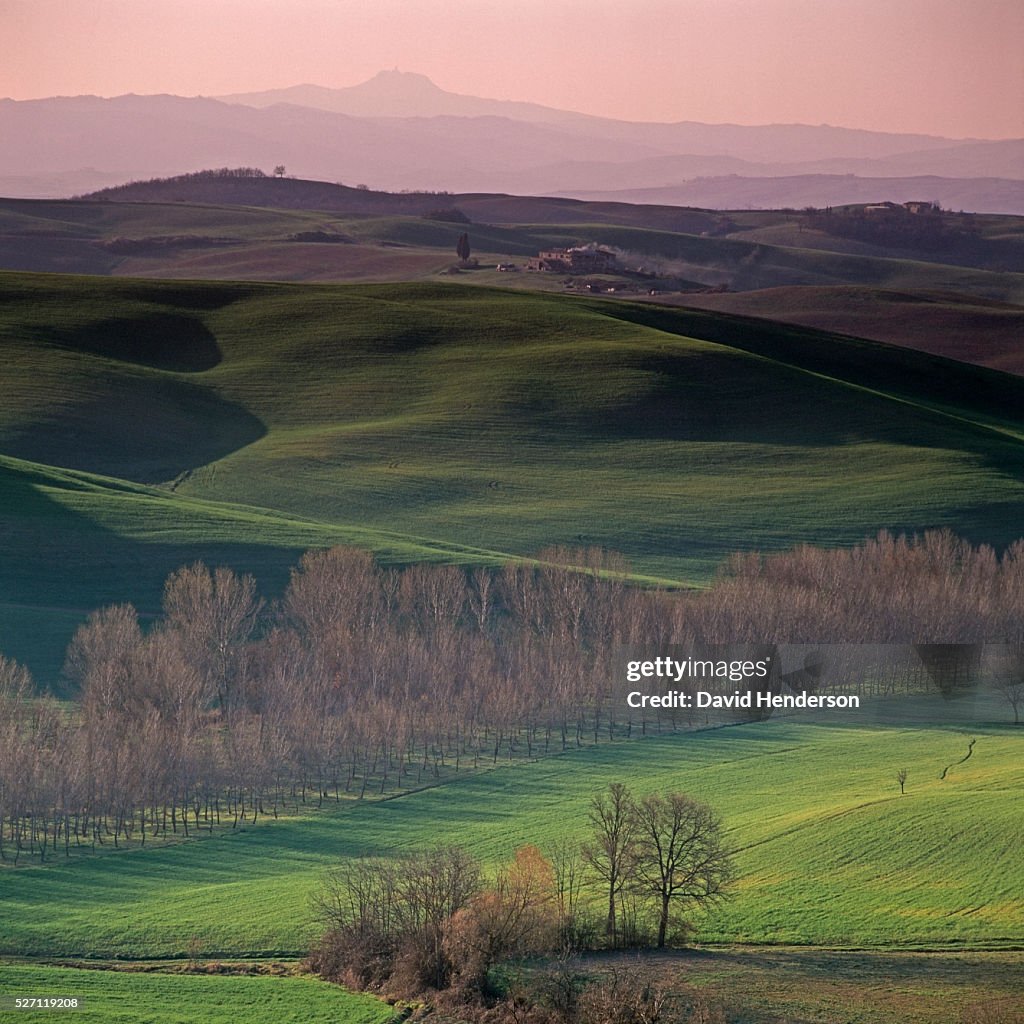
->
[582,782,638,946]
[631,792,734,948]
[992,646,1024,725]
[313,845,481,993]
[163,563,263,712]
[896,768,908,794]
[444,845,557,996]
[64,604,143,719]
[549,838,590,951]
[467,566,494,633]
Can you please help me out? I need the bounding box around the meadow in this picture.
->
[4,271,1024,681]
[1,708,1021,1022]
[0,964,393,1024]
[1,711,1021,961]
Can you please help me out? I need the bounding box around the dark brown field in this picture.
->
[673,286,1024,375]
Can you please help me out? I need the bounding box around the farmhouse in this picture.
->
[527,244,619,273]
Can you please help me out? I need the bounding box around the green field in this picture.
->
[0,965,393,1024]
[4,271,1024,681]
[2,712,1021,960]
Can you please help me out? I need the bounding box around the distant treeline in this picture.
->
[78,168,461,213]
[78,166,271,198]
[1,530,1022,862]
[806,204,979,252]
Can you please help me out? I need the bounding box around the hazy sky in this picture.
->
[3,0,1022,138]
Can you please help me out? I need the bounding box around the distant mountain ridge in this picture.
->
[562,175,1024,216]
[2,71,1021,209]
[217,69,589,124]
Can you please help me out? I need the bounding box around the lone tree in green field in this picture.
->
[456,232,471,262]
[631,791,734,948]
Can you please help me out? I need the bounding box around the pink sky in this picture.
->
[2,0,1022,138]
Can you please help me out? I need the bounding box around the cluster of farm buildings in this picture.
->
[863,200,939,216]
[526,245,619,273]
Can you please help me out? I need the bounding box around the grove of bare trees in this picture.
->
[1,530,1023,863]
[310,785,732,1017]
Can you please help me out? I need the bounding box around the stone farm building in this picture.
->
[527,245,619,273]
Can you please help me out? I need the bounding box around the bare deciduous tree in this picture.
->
[631,792,734,948]
[992,645,1024,726]
[163,563,263,712]
[582,782,638,946]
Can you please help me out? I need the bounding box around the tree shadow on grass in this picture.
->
[0,463,305,689]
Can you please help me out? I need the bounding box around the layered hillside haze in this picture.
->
[3,270,1024,680]
[2,71,1022,210]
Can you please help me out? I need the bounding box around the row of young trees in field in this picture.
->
[310,782,732,1012]
[1,530,1023,861]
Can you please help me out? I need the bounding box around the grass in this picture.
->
[3,271,1024,680]
[3,951,1021,1024]
[4,191,1023,1023]
[1,712,1021,960]
[0,964,394,1024]
[602,947,1024,1024]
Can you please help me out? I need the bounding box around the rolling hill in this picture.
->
[3,186,1024,299]
[6,181,1016,387]
[564,173,1024,216]
[3,271,1024,682]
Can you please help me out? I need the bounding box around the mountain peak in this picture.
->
[217,71,575,123]
[354,69,445,97]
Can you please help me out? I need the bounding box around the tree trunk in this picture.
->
[657,894,670,948]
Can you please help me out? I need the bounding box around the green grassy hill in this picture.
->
[3,271,1024,680]
[1,713,1021,959]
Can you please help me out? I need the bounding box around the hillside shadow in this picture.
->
[47,312,222,372]
[127,280,264,312]
[0,464,306,689]
[580,302,1024,478]
[600,302,1024,427]
[5,378,266,484]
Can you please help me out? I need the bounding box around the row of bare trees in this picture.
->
[1,530,1022,861]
